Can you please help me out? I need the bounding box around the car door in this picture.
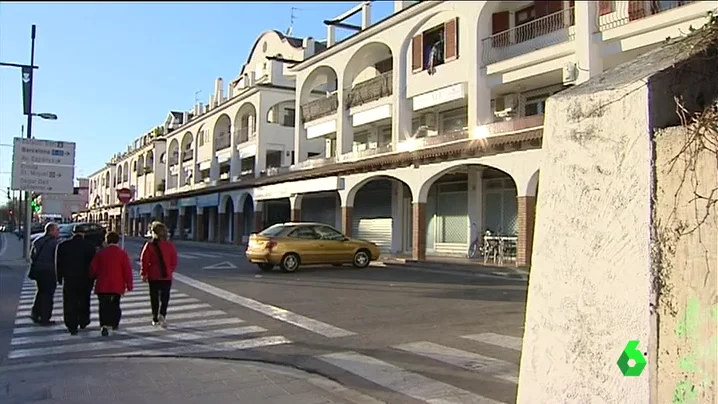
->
[286,226,321,264]
[313,225,354,263]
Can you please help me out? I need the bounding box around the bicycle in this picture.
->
[467,223,481,258]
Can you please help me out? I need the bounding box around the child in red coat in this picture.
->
[89,231,133,336]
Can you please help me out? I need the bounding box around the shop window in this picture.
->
[412,18,459,73]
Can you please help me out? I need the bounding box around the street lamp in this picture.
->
[33,112,58,120]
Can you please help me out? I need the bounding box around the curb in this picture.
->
[380,259,530,279]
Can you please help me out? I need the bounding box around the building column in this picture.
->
[341,206,353,237]
[253,201,264,233]
[195,208,204,242]
[391,182,406,254]
[230,124,240,180]
[217,212,227,243]
[233,211,243,245]
[294,97,307,164]
[468,167,485,243]
[208,208,217,242]
[177,213,185,240]
[574,1,603,84]
[336,86,353,157]
[516,196,536,268]
[289,194,303,222]
[412,202,426,261]
[392,49,412,147]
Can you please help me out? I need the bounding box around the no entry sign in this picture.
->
[117,187,133,204]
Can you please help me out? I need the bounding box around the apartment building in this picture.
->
[34,178,89,222]
[87,0,716,267]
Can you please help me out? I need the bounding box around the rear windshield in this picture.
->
[259,224,287,237]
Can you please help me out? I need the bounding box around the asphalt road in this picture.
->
[0,235,528,404]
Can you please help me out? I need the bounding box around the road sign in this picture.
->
[12,137,75,166]
[117,187,133,204]
[11,162,74,194]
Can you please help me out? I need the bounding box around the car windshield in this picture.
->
[259,224,287,237]
[58,224,74,235]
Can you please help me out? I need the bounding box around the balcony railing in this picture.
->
[337,144,394,163]
[181,150,193,162]
[597,0,697,31]
[234,128,256,144]
[214,135,231,151]
[482,7,575,66]
[345,71,393,110]
[301,93,338,123]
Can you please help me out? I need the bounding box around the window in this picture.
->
[375,58,392,74]
[439,107,468,135]
[287,226,319,240]
[524,95,547,116]
[313,225,345,241]
[283,108,295,127]
[412,18,459,73]
[599,0,615,15]
[260,224,286,236]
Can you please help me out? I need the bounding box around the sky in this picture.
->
[0,1,394,205]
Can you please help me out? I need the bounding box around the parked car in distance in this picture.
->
[246,222,381,273]
[30,222,106,248]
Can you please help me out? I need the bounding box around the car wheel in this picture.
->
[280,253,300,273]
[352,249,370,268]
[258,263,273,272]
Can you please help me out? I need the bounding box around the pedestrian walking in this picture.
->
[55,224,97,335]
[89,231,133,337]
[140,221,178,328]
[27,222,61,326]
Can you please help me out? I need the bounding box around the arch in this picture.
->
[168,139,180,165]
[152,204,164,221]
[524,169,540,197]
[123,162,129,182]
[476,1,503,45]
[196,124,207,147]
[342,41,394,89]
[137,155,145,175]
[117,165,123,185]
[299,65,339,103]
[234,102,257,144]
[104,171,110,187]
[344,174,413,207]
[213,113,232,151]
[418,160,524,203]
[236,192,253,212]
[223,195,235,241]
[265,100,295,126]
[132,159,137,173]
[146,150,154,169]
[181,131,193,162]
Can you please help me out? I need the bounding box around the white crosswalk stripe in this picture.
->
[10,275,292,361]
[316,332,523,404]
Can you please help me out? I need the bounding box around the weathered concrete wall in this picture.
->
[654,125,717,404]
[517,80,655,403]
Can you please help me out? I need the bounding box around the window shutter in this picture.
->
[444,17,459,62]
[411,34,423,72]
[546,0,563,15]
[628,0,645,21]
[492,11,510,35]
[598,0,613,15]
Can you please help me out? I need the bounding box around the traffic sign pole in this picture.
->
[23,25,37,261]
[116,187,133,250]
[121,204,126,249]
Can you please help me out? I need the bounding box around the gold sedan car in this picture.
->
[246,222,381,273]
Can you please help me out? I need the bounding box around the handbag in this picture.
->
[150,240,169,278]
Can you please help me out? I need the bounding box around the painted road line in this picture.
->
[173,272,356,338]
[16,296,196,311]
[13,309,229,334]
[17,293,191,306]
[188,252,221,258]
[7,325,267,359]
[17,289,182,302]
[15,297,199,317]
[462,333,523,351]
[17,288,181,299]
[177,253,200,260]
[317,351,505,404]
[10,317,246,345]
[13,303,211,326]
[109,335,291,357]
[393,341,519,384]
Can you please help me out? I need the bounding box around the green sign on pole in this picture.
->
[31,200,40,212]
[617,340,647,376]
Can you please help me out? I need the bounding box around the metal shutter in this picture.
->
[301,195,337,227]
[352,181,393,253]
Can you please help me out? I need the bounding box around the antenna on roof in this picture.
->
[286,7,299,36]
[194,90,202,104]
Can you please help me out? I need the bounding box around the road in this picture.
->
[0,234,528,404]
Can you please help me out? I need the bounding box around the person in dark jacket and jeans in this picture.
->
[28,222,61,325]
[89,232,133,336]
[56,225,97,335]
[140,221,178,328]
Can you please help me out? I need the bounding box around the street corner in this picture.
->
[0,357,382,404]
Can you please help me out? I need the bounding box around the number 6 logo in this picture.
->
[617,340,647,376]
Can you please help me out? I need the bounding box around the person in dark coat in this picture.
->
[140,221,178,328]
[56,225,97,335]
[89,231,133,337]
[28,222,61,325]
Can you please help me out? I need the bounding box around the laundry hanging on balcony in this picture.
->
[426,40,443,75]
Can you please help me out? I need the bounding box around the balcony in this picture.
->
[181,150,193,163]
[300,93,338,123]
[215,136,231,151]
[482,7,576,66]
[344,71,393,110]
[337,144,394,163]
[234,128,256,144]
[597,0,698,31]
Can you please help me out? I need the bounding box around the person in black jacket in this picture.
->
[29,222,61,325]
[55,225,97,335]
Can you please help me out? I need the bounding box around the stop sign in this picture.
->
[117,188,133,204]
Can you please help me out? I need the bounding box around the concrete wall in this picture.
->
[654,125,717,404]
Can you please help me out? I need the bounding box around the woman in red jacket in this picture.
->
[140,221,178,328]
[89,231,133,336]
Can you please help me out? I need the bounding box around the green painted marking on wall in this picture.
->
[672,380,699,404]
[675,297,701,339]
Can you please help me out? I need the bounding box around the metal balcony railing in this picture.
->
[482,7,575,66]
[300,93,339,123]
[234,128,256,144]
[214,135,231,151]
[344,71,393,109]
[597,0,697,31]
[181,150,193,162]
[337,144,394,163]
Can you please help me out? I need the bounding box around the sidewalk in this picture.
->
[0,233,28,269]
[0,357,382,404]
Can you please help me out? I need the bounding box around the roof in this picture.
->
[231,30,307,86]
[556,18,718,99]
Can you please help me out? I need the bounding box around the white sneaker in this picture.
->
[158,314,167,328]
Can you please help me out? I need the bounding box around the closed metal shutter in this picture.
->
[301,196,337,227]
[352,180,393,253]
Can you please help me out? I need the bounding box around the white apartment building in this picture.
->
[89,0,716,267]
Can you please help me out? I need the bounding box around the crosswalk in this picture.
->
[9,273,291,361]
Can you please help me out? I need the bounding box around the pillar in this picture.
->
[195,208,204,241]
[289,194,303,222]
[294,92,307,164]
[208,208,217,242]
[392,49,412,148]
[217,212,227,243]
[253,210,264,233]
[336,86,354,157]
[516,196,536,268]
[574,1,603,84]
[177,213,185,240]
[233,211,243,245]
[341,206,353,237]
[412,202,426,261]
